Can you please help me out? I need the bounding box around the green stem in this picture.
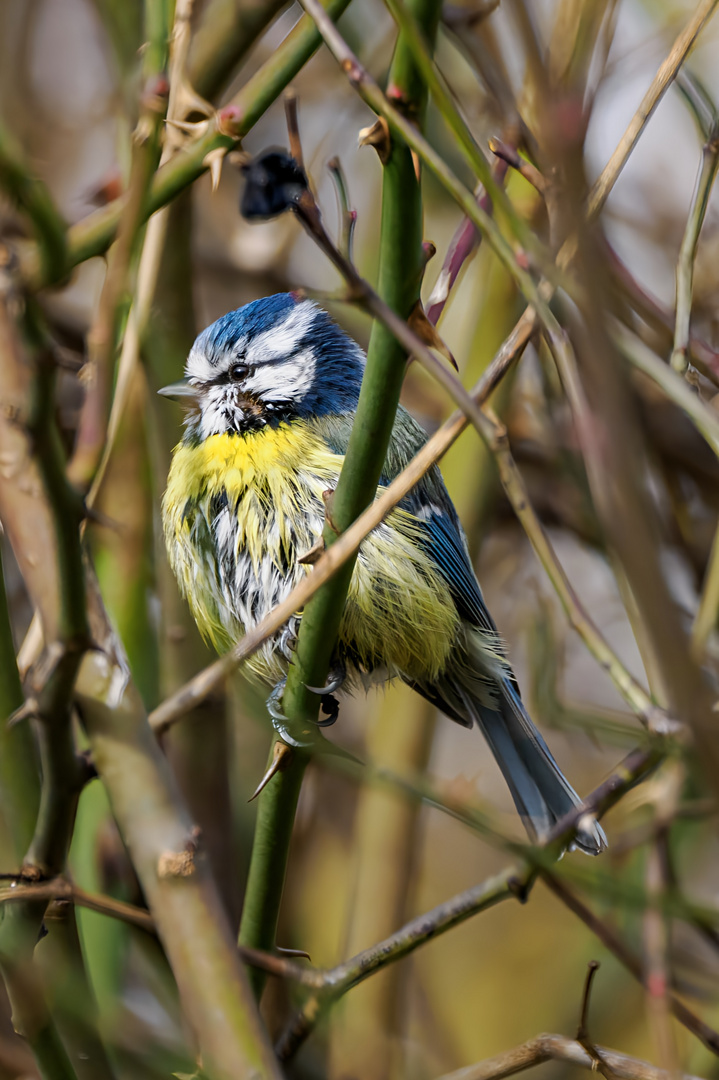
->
[144,193,240,922]
[383,0,535,255]
[68,0,170,493]
[282,0,438,724]
[237,0,441,1000]
[188,0,289,101]
[238,744,308,998]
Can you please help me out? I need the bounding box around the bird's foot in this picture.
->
[266,680,317,749]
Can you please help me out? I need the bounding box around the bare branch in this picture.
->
[435,1033,704,1080]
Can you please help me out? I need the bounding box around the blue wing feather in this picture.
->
[414,507,497,635]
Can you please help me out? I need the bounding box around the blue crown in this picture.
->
[193,293,366,418]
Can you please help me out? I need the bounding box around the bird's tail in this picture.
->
[422,658,607,855]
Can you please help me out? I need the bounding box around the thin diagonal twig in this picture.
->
[670,125,719,376]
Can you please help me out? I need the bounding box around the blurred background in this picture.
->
[1,0,719,1077]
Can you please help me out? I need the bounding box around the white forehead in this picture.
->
[185,301,317,381]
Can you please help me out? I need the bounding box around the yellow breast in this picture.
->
[163,421,459,684]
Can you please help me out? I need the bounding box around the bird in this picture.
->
[160,292,606,854]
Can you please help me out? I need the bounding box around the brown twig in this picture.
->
[670,124,719,376]
[489,138,546,194]
[426,151,512,326]
[587,0,719,219]
[542,875,719,1057]
[67,74,168,493]
[434,1033,704,1080]
[575,961,616,1080]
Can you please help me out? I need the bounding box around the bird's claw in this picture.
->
[279,626,299,662]
[305,664,345,696]
[313,693,339,727]
[266,681,318,749]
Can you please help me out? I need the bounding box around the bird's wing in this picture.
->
[413,505,499,636]
[311,406,498,635]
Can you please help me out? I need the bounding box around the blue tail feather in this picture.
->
[417,672,607,855]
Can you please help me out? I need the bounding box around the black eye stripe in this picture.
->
[213,337,313,383]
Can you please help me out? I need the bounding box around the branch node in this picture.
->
[216,104,244,138]
[507,875,530,903]
[157,827,202,879]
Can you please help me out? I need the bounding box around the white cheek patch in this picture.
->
[245,302,317,366]
[244,349,316,403]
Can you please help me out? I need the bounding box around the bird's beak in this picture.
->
[157,378,198,400]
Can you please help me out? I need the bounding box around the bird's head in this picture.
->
[160,293,365,439]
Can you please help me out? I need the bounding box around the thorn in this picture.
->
[411,150,421,183]
[408,301,458,369]
[422,241,437,266]
[321,488,339,534]
[298,536,325,565]
[248,740,295,802]
[284,88,304,171]
[203,148,226,192]
[358,117,391,164]
[276,946,312,961]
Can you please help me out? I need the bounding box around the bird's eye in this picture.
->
[229,363,248,381]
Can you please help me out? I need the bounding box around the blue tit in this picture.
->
[161,292,606,854]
